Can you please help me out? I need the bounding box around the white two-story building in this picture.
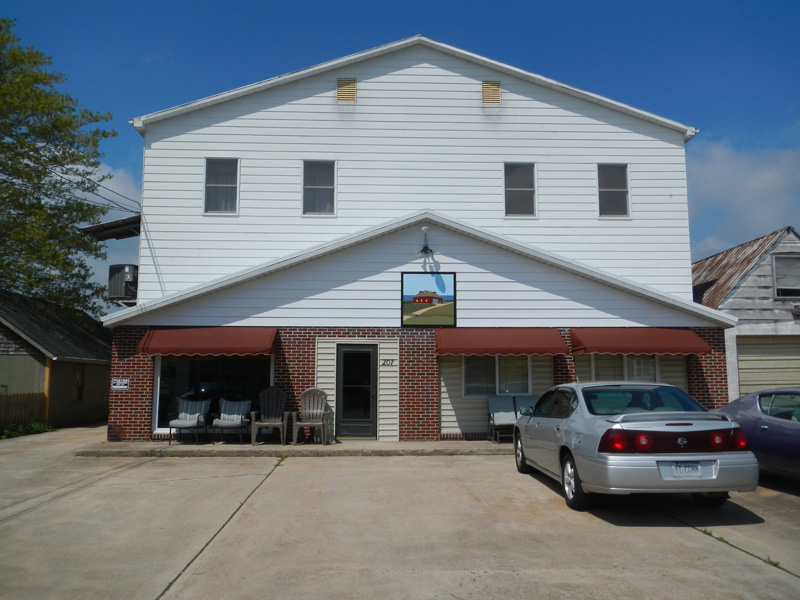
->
[103,35,734,442]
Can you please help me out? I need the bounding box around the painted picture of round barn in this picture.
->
[402,272,456,326]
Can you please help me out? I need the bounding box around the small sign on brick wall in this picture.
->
[111,377,130,391]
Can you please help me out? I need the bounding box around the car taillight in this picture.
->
[634,433,653,451]
[731,428,748,450]
[599,430,629,452]
[710,431,727,450]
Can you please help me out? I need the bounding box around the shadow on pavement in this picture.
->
[520,468,765,527]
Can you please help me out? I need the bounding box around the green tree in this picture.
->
[0,17,116,316]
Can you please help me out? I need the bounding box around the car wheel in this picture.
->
[691,492,729,508]
[515,432,531,474]
[562,453,592,511]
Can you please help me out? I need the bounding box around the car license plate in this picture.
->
[671,461,701,477]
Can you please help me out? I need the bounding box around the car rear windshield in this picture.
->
[582,385,706,416]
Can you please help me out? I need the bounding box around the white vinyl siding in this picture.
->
[123,227,714,329]
[315,337,400,441]
[136,45,693,302]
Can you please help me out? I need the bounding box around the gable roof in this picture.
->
[130,35,697,142]
[0,290,111,362]
[103,210,733,328]
[692,226,799,308]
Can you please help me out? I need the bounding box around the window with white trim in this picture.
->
[774,255,800,297]
[303,160,335,214]
[598,164,628,217]
[204,158,238,213]
[464,355,531,395]
[504,163,535,216]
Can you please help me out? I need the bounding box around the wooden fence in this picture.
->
[0,393,47,427]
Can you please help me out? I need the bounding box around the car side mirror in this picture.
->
[519,406,533,417]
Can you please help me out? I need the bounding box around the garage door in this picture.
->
[737,336,800,394]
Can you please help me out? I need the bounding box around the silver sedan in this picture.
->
[514,382,759,510]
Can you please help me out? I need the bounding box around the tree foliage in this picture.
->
[0,17,116,316]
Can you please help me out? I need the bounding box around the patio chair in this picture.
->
[211,398,252,444]
[168,398,212,445]
[251,386,289,445]
[292,387,331,445]
[488,395,517,443]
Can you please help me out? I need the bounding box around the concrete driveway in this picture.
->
[1,425,799,599]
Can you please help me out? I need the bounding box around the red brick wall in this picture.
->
[108,326,153,441]
[553,327,576,385]
[688,327,729,409]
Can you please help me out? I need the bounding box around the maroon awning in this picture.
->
[435,328,568,356]
[570,328,712,355]
[136,327,277,356]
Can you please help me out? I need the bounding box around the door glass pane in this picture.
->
[341,351,372,420]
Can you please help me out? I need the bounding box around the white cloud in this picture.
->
[687,140,800,260]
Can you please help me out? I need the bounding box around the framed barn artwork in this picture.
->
[401,272,456,327]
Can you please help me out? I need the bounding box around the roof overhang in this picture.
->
[570,327,712,355]
[129,35,697,142]
[103,210,737,329]
[435,328,568,356]
[135,327,277,356]
[80,215,141,240]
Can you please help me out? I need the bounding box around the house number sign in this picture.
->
[380,359,395,367]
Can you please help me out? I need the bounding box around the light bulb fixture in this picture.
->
[418,225,434,257]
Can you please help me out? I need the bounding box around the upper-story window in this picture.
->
[504,163,535,216]
[774,255,800,297]
[204,158,238,213]
[598,164,628,217]
[303,161,335,215]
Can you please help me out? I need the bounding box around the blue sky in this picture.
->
[5,0,800,284]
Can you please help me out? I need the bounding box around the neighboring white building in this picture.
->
[103,36,734,443]
[693,226,800,399]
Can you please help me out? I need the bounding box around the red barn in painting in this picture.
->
[413,291,443,304]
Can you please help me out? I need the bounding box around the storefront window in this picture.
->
[156,356,270,428]
[464,355,531,396]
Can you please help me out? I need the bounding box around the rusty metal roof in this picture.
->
[692,226,797,308]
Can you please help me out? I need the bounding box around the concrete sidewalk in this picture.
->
[77,437,514,457]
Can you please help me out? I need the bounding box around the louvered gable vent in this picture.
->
[482,81,501,105]
[337,78,357,102]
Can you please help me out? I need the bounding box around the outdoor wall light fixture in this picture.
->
[418,225,434,257]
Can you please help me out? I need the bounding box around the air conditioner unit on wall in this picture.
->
[108,264,138,301]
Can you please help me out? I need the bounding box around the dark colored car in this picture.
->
[514,382,759,510]
[714,388,800,480]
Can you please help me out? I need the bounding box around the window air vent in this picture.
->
[337,78,356,102]
[482,81,501,104]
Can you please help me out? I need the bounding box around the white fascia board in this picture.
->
[102,210,734,328]
[129,35,696,142]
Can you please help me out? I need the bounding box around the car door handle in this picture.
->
[760,425,769,431]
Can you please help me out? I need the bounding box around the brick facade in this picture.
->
[108,326,153,441]
[107,325,729,441]
[687,327,729,409]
